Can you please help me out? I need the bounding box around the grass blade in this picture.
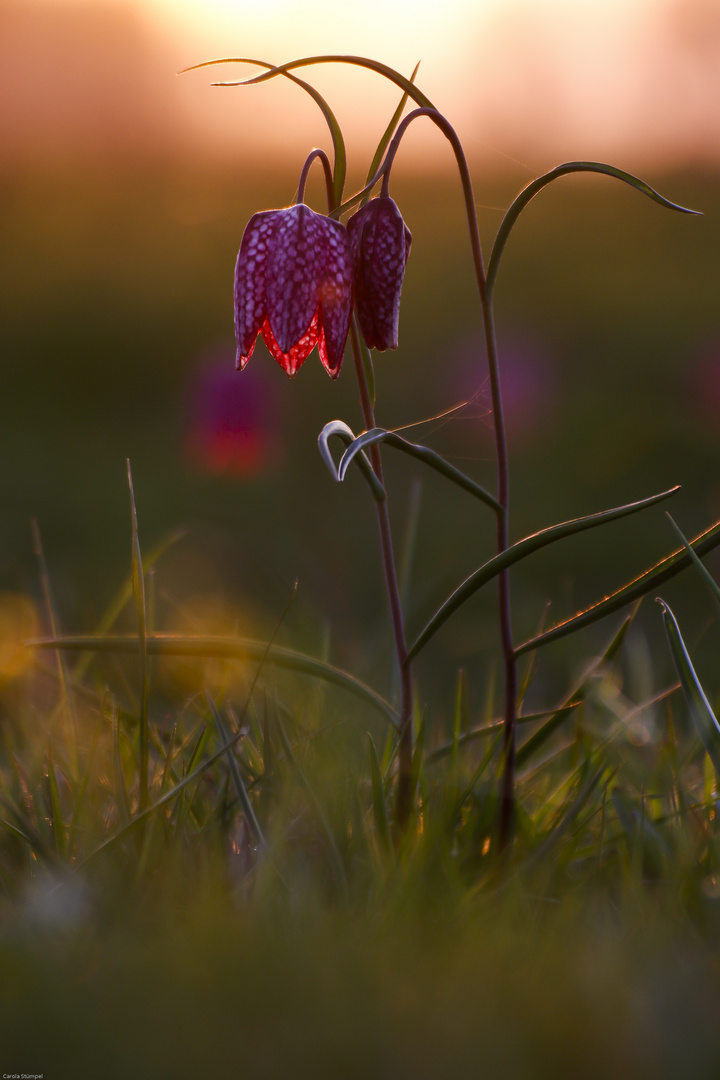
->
[516,614,633,769]
[367,733,392,857]
[68,708,103,853]
[127,461,149,811]
[409,707,426,812]
[659,599,720,774]
[71,529,184,684]
[451,669,467,770]
[275,714,348,892]
[408,486,678,661]
[665,512,720,611]
[111,697,131,828]
[31,634,400,729]
[0,815,48,857]
[207,694,266,851]
[32,519,79,762]
[46,746,67,860]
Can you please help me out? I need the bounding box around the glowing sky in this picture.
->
[28,0,720,167]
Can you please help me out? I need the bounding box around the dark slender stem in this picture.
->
[376,105,517,846]
[296,148,334,207]
[319,150,412,825]
[482,300,516,848]
[349,320,413,828]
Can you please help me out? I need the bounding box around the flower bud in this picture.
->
[347,196,411,352]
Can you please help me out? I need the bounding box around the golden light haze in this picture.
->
[4,0,720,170]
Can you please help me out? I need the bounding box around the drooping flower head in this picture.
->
[347,196,411,352]
[234,204,353,379]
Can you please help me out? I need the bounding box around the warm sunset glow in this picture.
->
[5,0,720,167]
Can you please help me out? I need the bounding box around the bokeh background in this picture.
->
[2,0,720,716]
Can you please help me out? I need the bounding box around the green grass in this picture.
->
[0,546,719,1074]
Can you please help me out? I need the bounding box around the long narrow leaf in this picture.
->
[515,516,720,657]
[31,633,400,728]
[364,62,420,191]
[486,161,701,300]
[185,55,435,109]
[339,428,503,513]
[659,599,720,774]
[207,695,266,850]
[408,486,678,661]
[665,512,720,610]
[516,614,633,770]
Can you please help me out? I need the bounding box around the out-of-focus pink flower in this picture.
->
[449,332,557,446]
[347,196,411,351]
[184,351,281,476]
[234,204,353,379]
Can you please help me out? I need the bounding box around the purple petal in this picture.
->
[266,205,324,354]
[234,210,279,363]
[316,216,353,376]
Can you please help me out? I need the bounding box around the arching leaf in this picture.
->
[31,633,400,728]
[515,516,720,657]
[486,162,701,300]
[186,55,435,109]
[408,486,679,661]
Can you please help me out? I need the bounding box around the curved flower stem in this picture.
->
[378,105,517,846]
[296,148,335,208]
[349,319,414,829]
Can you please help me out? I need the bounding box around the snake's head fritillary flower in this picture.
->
[347,196,411,352]
[234,204,353,379]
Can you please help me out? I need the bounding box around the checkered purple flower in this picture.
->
[234,204,354,379]
[347,196,411,352]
